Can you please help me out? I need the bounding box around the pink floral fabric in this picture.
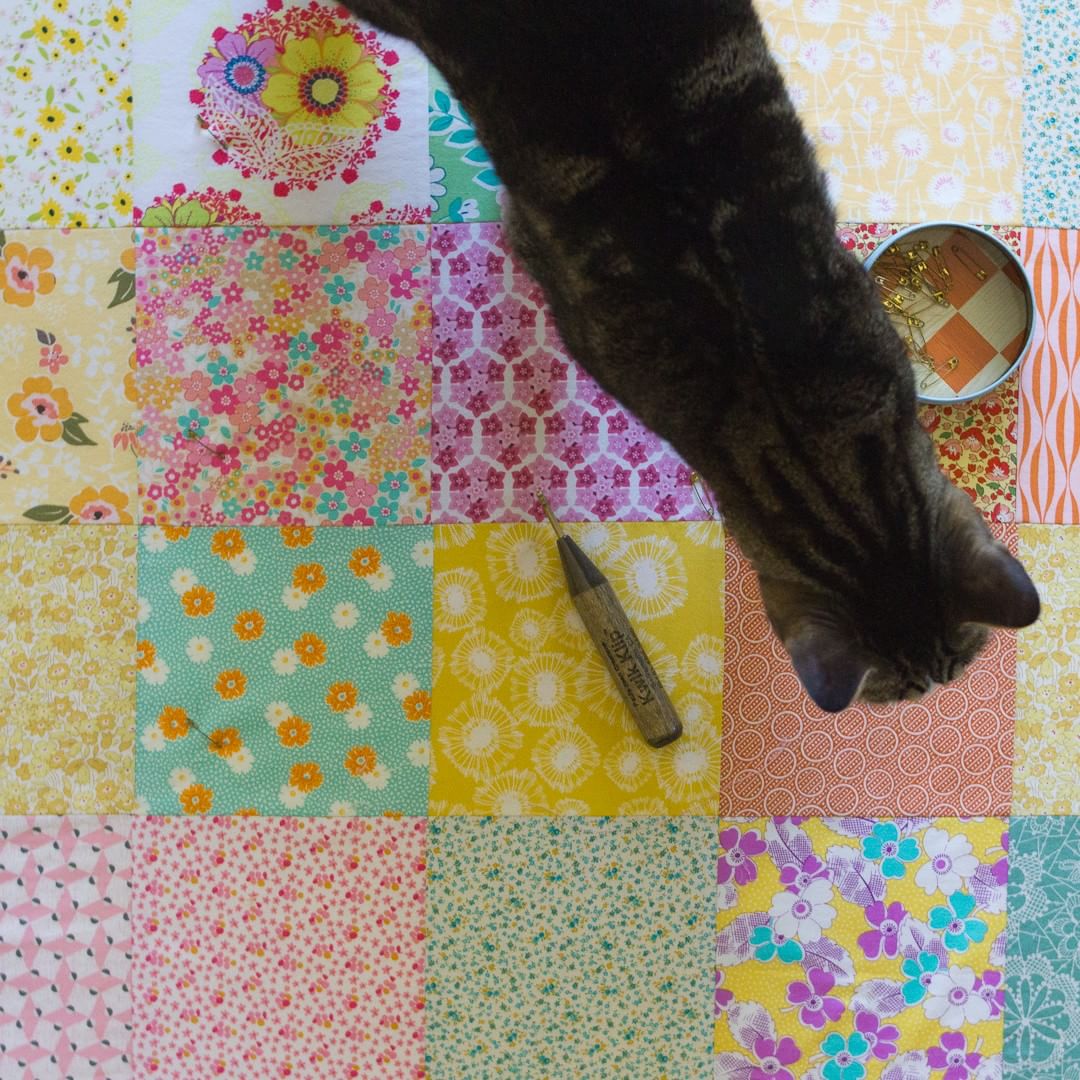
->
[136,225,431,526]
[430,224,707,522]
[0,816,133,1080]
[129,815,427,1080]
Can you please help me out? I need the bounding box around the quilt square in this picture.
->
[758,0,1022,223]
[431,521,724,816]
[1,229,138,526]
[1020,0,1080,226]
[135,224,431,527]
[1014,526,1080,814]
[430,223,707,523]
[718,529,1016,818]
[0,816,133,1080]
[0,0,133,229]
[1005,816,1080,1077]
[716,817,1007,1080]
[135,524,432,817]
[0,526,136,816]
[133,0,428,226]
[425,816,715,1079]
[1017,228,1080,523]
[428,69,503,224]
[129,815,427,1080]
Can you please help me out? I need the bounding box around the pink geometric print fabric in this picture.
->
[129,815,426,1080]
[0,817,132,1080]
[430,224,708,522]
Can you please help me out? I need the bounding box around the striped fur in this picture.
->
[345,0,1040,710]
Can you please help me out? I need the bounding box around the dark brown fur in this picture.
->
[345,0,1040,710]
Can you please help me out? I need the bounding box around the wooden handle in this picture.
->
[571,584,683,748]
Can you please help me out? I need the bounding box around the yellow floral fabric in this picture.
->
[0,0,133,228]
[758,0,1022,223]
[0,525,137,814]
[431,521,725,815]
[1015,525,1080,813]
[0,229,137,525]
[716,817,1008,1079]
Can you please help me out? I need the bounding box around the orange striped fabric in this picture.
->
[1018,229,1080,523]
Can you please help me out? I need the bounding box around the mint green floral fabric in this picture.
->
[428,67,503,223]
[135,524,432,816]
[1006,816,1080,1077]
[425,816,714,1079]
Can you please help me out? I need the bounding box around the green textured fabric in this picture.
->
[425,816,715,1079]
[428,66,503,223]
[135,525,433,816]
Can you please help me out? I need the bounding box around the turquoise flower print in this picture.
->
[372,495,400,523]
[338,432,371,462]
[749,923,804,964]
[207,356,238,386]
[324,275,356,305]
[178,409,210,439]
[318,225,349,242]
[288,332,315,362]
[820,1032,869,1080]
[929,892,987,953]
[316,490,349,521]
[861,822,920,878]
[379,471,409,500]
[901,950,941,1005]
[277,247,300,270]
[371,225,400,249]
[244,250,264,271]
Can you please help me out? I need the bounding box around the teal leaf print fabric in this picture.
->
[425,816,715,1079]
[1005,816,1080,1077]
[135,524,432,816]
[428,67,503,223]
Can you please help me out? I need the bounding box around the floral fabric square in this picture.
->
[428,69,503,224]
[1,229,138,526]
[0,816,133,1080]
[431,223,707,523]
[1005,816,1080,1077]
[718,530,1016,818]
[716,817,1007,1080]
[135,224,431,527]
[1014,526,1080,814]
[129,815,427,1080]
[133,0,428,226]
[135,524,432,816]
[1017,228,1080,523]
[431,521,724,815]
[842,222,1022,525]
[425,816,715,1079]
[758,0,1023,223]
[0,0,132,229]
[0,526,136,815]
[1021,0,1080,226]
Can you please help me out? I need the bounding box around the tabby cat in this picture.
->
[344,0,1040,711]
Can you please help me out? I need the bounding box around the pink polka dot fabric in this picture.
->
[128,816,426,1080]
[718,527,1017,818]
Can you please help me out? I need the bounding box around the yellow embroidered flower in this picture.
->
[27,134,42,151]
[57,138,83,163]
[14,66,32,82]
[38,199,63,225]
[58,180,76,196]
[105,5,125,29]
[117,87,132,112]
[37,106,65,130]
[7,376,71,441]
[261,34,386,145]
[52,0,68,11]
[112,191,132,214]
[60,28,84,53]
[32,17,54,41]
[0,242,56,307]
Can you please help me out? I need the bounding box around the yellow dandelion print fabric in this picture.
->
[757,0,1023,223]
[0,228,137,525]
[431,521,725,815]
[0,525,136,814]
[1,0,133,228]
[715,818,1007,1080]
[1015,525,1080,813]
